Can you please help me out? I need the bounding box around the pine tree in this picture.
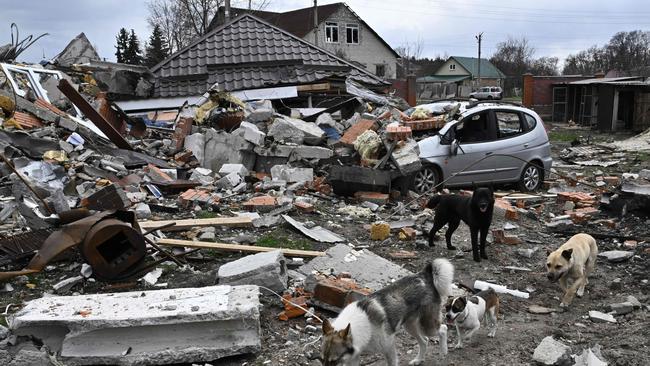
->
[123,29,143,65]
[115,28,129,63]
[145,25,170,68]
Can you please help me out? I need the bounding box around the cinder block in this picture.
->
[219,164,249,177]
[270,165,313,183]
[216,171,243,189]
[9,285,261,365]
[218,250,287,293]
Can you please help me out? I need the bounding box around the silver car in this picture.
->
[413,102,552,193]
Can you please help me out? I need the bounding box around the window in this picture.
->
[523,113,537,131]
[454,112,496,144]
[375,64,385,77]
[496,111,523,138]
[325,22,338,43]
[449,64,456,71]
[346,24,359,44]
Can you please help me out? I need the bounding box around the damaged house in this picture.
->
[146,13,389,113]
[208,2,401,79]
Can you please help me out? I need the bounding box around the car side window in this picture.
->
[496,111,524,138]
[455,111,495,144]
[523,113,537,131]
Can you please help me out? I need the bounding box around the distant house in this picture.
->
[424,56,505,87]
[150,14,387,100]
[208,2,400,79]
[53,33,100,67]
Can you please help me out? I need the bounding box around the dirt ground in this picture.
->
[1,125,649,366]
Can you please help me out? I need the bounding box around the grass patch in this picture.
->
[548,131,579,142]
[633,151,650,162]
[257,228,312,251]
[196,210,219,219]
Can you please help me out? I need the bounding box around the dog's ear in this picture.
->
[561,248,573,261]
[338,323,351,339]
[546,249,552,256]
[322,318,333,335]
[488,181,494,193]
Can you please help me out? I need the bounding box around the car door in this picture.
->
[444,110,502,186]
[490,109,538,181]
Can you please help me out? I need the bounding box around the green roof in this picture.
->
[417,75,471,83]
[449,56,505,79]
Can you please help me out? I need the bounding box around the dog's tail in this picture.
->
[426,195,442,209]
[425,258,454,300]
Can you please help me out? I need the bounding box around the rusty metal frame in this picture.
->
[57,79,133,150]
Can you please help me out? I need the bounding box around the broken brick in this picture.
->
[11,111,44,129]
[492,229,523,245]
[389,250,417,259]
[603,176,620,186]
[339,119,377,145]
[243,195,277,212]
[313,277,371,309]
[178,188,220,207]
[354,191,389,205]
[385,125,412,141]
[398,227,416,241]
[144,164,173,182]
[294,201,314,213]
[402,116,446,131]
[556,192,596,205]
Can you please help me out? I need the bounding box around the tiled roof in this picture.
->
[450,56,505,79]
[207,3,400,58]
[151,14,387,97]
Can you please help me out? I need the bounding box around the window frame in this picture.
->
[445,111,497,145]
[494,110,526,140]
[449,64,456,71]
[523,112,538,132]
[345,23,359,44]
[325,22,339,43]
[375,64,386,77]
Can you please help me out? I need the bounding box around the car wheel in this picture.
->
[487,95,493,100]
[413,166,440,194]
[518,163,542,192]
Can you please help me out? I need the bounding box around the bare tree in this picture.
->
[147,0,272,53]
[563,31,650,75]
[396,37,423,76]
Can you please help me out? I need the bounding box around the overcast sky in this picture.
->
[3,0,649,67]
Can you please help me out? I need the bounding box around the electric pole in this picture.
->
[476,32,483,88]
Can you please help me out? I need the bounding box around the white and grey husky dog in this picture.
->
[320,258,454,366]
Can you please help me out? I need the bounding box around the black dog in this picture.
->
[426,187,495,262]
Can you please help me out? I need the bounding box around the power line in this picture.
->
[350,1,650,24]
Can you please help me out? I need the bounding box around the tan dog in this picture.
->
[546,233,598,307]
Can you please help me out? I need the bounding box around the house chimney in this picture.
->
[313,0,319,46]
[225,0,231,22]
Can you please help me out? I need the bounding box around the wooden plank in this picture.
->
[139,217,253,231]
[297,83,330,92]
[157,239,325,258]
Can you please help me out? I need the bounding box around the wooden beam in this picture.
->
[139,217,252,231]
[297,82,331,92]
[156,239,325,258]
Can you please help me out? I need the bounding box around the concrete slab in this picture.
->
[9,285,261,365]
[233,122,266,146]
[218,250,287,293]
[219,164,249,177]
[270,165,313,183]
[297,244,412,291]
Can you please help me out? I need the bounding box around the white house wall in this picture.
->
[302,6,398,79]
